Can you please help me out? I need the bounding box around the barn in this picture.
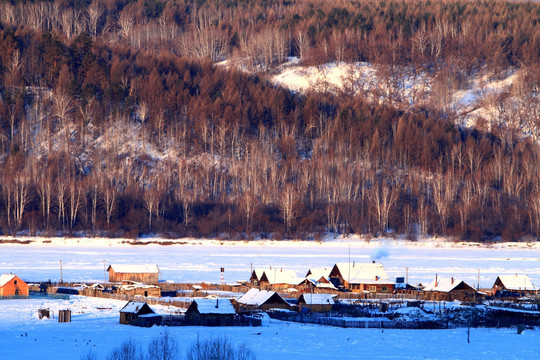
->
[0,274,29,297]
[329,262,394,293]
[185,298,236,326]
[107,264,160,284]
[493,274,539,296]
[298,293,336,313]
[119,301,161,327]
[422,277,478,302]
[235,288,290,311]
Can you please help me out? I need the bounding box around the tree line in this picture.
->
[0,0,539,241]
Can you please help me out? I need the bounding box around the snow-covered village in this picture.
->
[1,237,539,359]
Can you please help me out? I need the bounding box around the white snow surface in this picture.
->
[1,236,539,288]
[0,296,538,359]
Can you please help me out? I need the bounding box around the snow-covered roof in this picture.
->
[314,282,337,290]
[422,278,474,293]
[254,268,303,285]
[252,269,267,281]
[299,294,336,305]
[265,269,303,285]
[306,267,332,280]
[108,264,159,274]
[237,288,284,306]
[190,298,236,315]
[118,281,159,290]
[495,275,538,291]
[120,301,153,314]
[334,262,392,284]
[0,274,16,287]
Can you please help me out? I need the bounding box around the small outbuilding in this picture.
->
[119,301,161,327]
[185,298,237,326]
[107,264,160,284]
[0,274,29,297]
[493,274,539,296]
[298,293,336,313]
[235,288,290,311]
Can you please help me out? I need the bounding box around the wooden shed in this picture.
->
[119,301,161,327]
[235,288,290,311]
[298,293,336,313]
[422,277,478,302]
[107,264,160,284]
[185,298,236,326]
[0,274,29,297]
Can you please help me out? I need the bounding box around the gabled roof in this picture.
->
[265,269,303,285]
[120,301,154,314]
[189,298,236,315]
[422,278,475,293]
[495,275,538,291]
[299,293,336,305]
[0,274,16,287]
[236,288,288,306]
[333,262,392,284]
[306,267,332,280]
[107,264,159,274]
[251,269,267,281]
[254,268,303,285]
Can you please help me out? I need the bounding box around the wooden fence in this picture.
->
[267,312,448,329]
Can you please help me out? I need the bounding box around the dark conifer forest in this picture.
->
[0,0,539,241]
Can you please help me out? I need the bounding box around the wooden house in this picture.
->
[0,274,29,297]
[493,274,539,296]
[235,288,290,311]
[298,294,336,313]
[116,281,161,298]
[303,267,337,291]
[250,269,268,286]
[250,268,303,290]
[422,277,478,302]
[185,298,236,326]
[329,262,394,293]
[119,301,161,327]
[107,264,160,284]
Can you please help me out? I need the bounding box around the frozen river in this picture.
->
[0,238,539,288]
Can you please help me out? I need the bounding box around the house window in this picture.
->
[14,280,17,285]
[382,286,388,292]
[369,286,376,292]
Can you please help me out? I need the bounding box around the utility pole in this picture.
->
[406,267,409,284]
[103,260,107,283]
[60,260,63,284]
[477,268,480,291]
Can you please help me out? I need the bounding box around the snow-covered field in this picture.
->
[0,296,538,360]
[1,238,539,359]
[1,237,539,288]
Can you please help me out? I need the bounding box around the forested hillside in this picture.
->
[0,0,539,241]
